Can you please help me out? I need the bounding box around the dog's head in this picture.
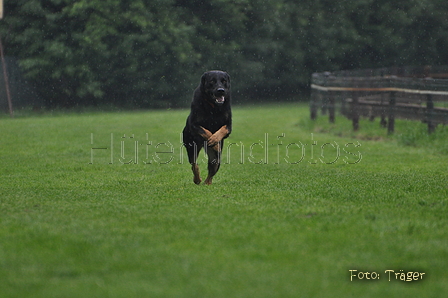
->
[200,70,231,105]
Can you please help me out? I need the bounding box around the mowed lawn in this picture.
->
[0,103,447,297]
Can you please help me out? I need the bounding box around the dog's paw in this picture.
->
[207,139,221,152]
[194,176,202,185]
[207,134,220,147]
[204,177,213,185]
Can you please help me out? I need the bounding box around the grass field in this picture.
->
[1,103,447,297]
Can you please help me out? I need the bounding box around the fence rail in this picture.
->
[310,66,448,134]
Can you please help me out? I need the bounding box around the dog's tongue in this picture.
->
[216,96,225,104]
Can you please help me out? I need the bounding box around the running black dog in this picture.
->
[182,71,232,185]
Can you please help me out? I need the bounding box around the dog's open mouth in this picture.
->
[215,96,225,104]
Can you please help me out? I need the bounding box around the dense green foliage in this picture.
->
[2,0,448,107]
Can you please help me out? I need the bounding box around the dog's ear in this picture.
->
[223,72,230,89]
[201,72,208,86]
[199,72,208,93]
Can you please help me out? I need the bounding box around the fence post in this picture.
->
[321,72,331,116]
[380,92,387,127]
[0,35,13,118]
[328,91,335,123]
[426,94,435,134]
[310,89,318,120]
[387,91,396,134]
[321,94,328,115]
[351,91,359,131]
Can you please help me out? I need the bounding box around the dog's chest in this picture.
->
[199,109,229,131]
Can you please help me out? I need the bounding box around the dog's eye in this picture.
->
[222,79,227,84]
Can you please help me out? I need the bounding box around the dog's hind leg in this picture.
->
[204,141,223,185]
[191,144,203,185]
[185,140,203,184]
[192,163,201,185]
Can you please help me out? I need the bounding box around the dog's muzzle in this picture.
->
[214,88,226,104]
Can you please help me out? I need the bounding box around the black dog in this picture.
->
[182,71,232,185]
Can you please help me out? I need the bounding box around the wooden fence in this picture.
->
[310,66,448,134]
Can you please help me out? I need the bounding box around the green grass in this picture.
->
[1,103,447,297]
[308,108,448,155]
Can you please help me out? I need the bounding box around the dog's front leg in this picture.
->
[199,126,213,140]
[199,126,220,152]
[207,125,229,149]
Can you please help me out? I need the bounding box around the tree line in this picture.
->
[1,0,447,108]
